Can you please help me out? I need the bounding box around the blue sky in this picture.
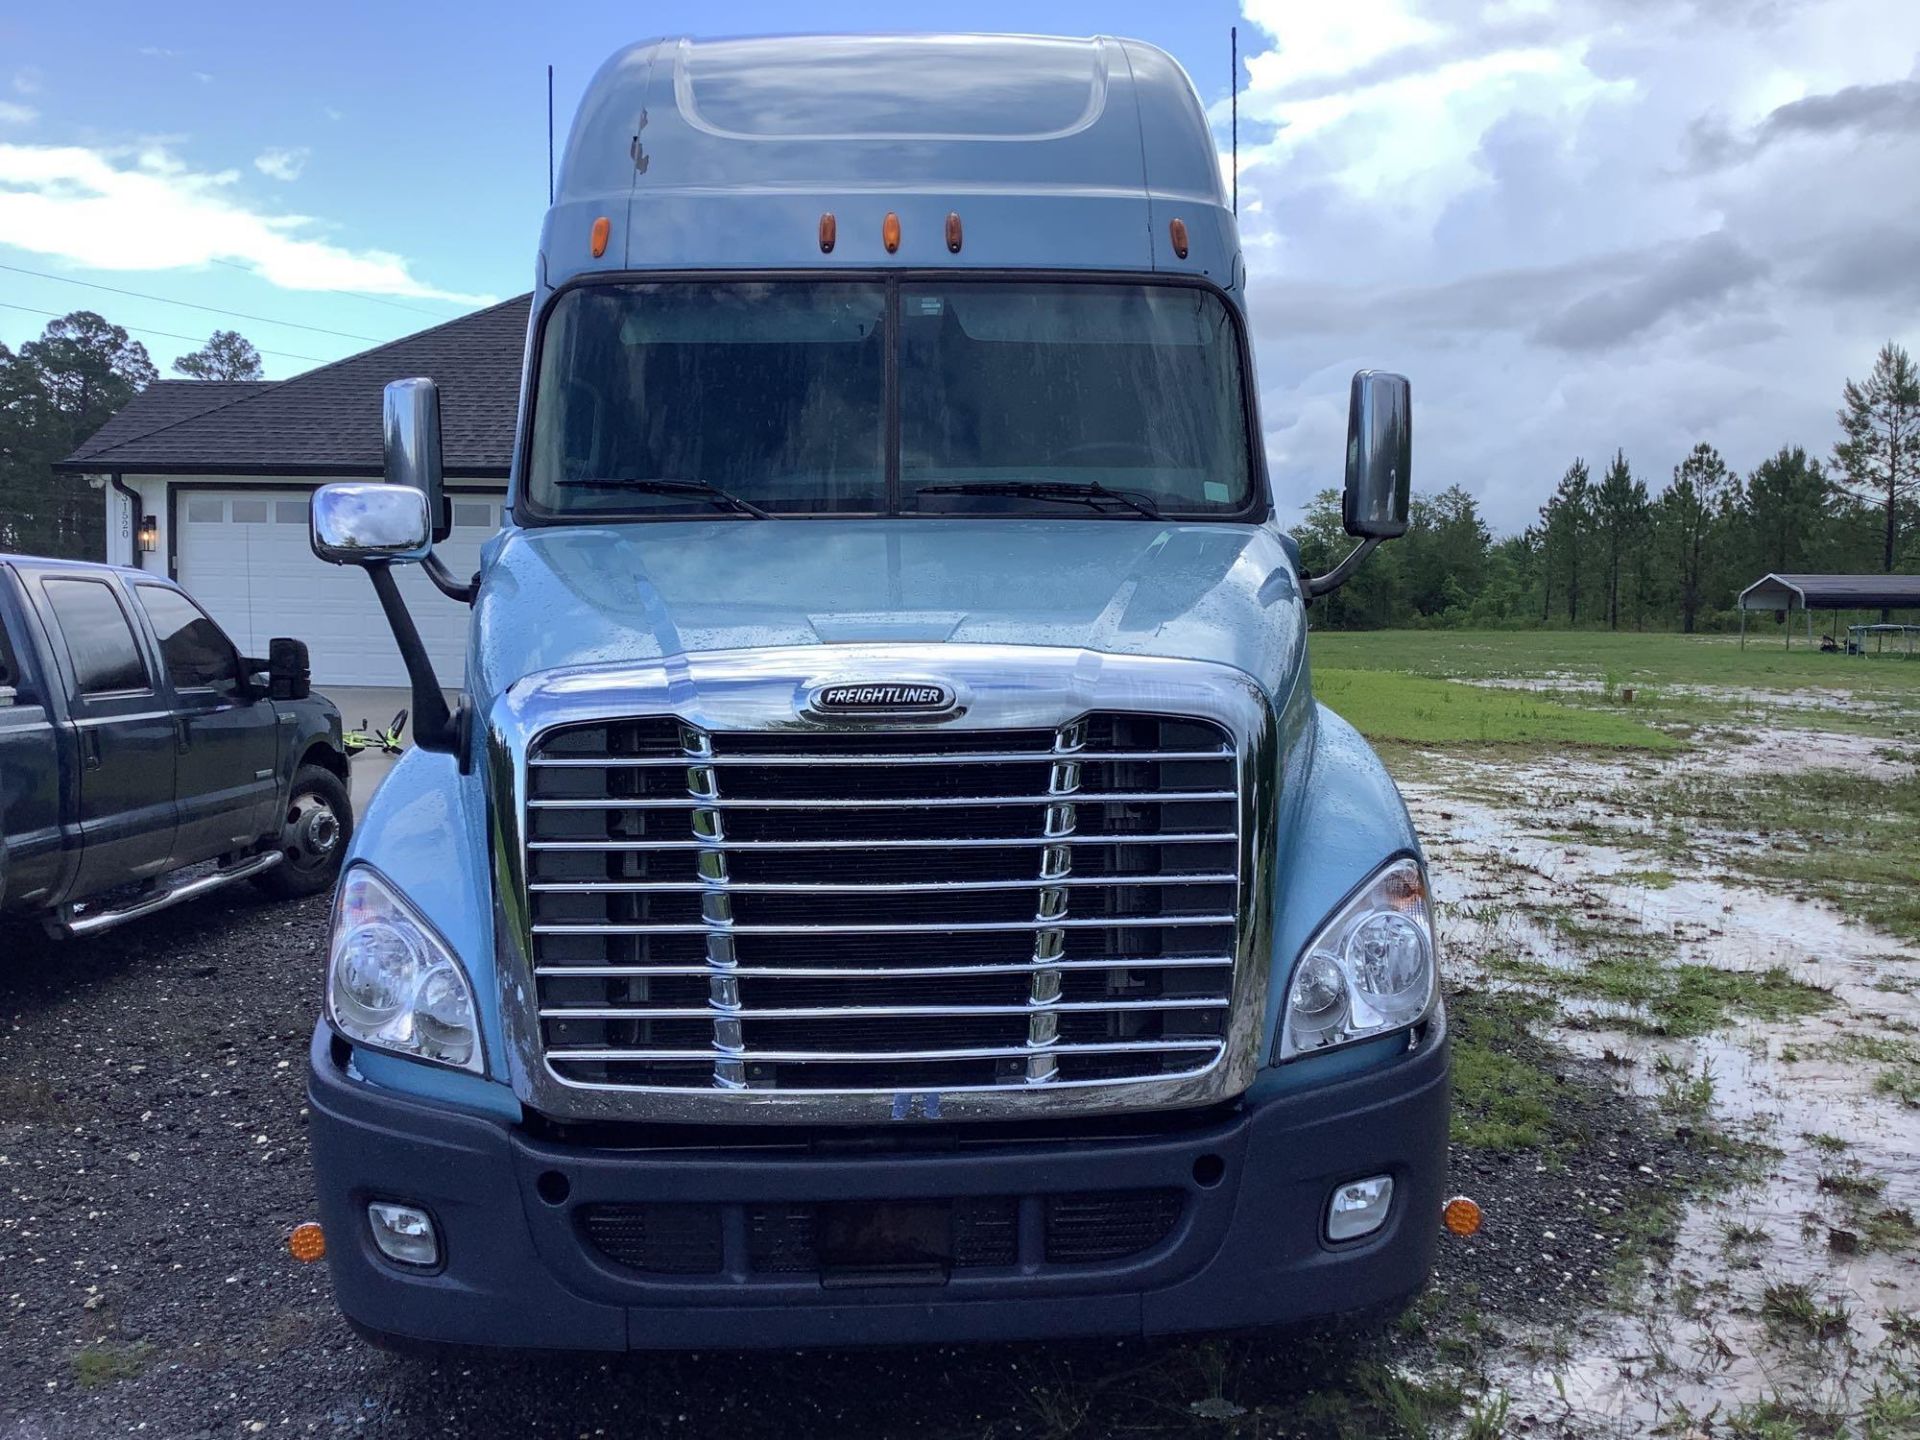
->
[4,2,1918,531]
[0,3,1245,369]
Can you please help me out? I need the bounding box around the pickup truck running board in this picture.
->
[50,852,284,938]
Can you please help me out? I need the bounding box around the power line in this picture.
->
[0,301,327,363]
[207,258,454,320]
[0,262,382,341]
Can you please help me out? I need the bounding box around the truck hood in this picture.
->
[469,518,1306,705]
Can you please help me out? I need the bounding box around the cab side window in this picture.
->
[43,578,152,696]
[134,585,240,691]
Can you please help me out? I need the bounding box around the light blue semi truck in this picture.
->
[303,33,1453,1351]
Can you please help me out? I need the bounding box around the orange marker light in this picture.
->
[1442,1196,1483,1237]
[882,212,902,254]
[288,1221,327,1263]
[945,211,963,254]
[819,212,837,254]
[1169,217,1190,260]
[589,216,611,259]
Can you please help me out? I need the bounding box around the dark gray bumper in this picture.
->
[306,1019,1450,1352]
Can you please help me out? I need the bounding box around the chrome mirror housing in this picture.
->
[1341,370,1412,540]
[310,482,433,565]
[383,377,449,545]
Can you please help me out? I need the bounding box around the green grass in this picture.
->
[1448,989,1565,1151]
[1312,629,1920,743]
[1313,667,1678,750]
[71,1343,148,1388]
[1310,629,1920,695]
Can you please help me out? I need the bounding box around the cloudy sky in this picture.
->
[2,0,1916,533]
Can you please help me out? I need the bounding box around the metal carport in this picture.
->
[1736,572,1920,650]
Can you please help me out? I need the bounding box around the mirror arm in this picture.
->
[1303,537,1381,599]
[366,562,464,758]
[421,551,479,604]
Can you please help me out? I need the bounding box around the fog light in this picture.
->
[1327,1175,1394,1242]
[367,1202,439,1268]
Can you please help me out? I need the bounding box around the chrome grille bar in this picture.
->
[526,790,1233,809]
[540,998,1228,1021]
[529,748,1229,767]
[529,873,1235,894]
[535,956,1235,979]
[529,832,1237,852]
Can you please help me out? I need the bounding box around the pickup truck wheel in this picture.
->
[255,765,353,899]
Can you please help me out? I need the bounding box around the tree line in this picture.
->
[0,312,262,558]
[1299,342,1920,631]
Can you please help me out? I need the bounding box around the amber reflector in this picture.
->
[1169,217,1190,259]
[288,1222,326,1263]
[818,212,837,254]
[589,216,611,258]
[1442,1196,1483,1237]
[945,211,963,253]
[882,212,902,253]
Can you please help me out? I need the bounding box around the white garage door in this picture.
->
[175,489,503,688]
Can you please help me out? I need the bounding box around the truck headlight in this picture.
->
[327,866,482,1073]
[1279,857,1435,1060]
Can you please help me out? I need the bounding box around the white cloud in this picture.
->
[138,46,180,59]
[253,146,310,182]
[0,101,35,125]
[0,141,492,304]
[13,69,42,96]
[1229,0,1920,533]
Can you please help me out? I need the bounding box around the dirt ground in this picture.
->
[3,669,1916,1438]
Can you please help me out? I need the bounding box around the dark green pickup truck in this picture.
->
[0,555,352,936]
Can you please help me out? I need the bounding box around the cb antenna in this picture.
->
[1230,26,1238,216]
[547,64,555,205]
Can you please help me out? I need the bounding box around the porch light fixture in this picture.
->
[138,515,159,553]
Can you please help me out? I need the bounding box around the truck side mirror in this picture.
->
[383,377,450,545]
[1305,370,1413,599]
[311,482,433,565]
[1341,370,1412,539]
[268,637,311,701]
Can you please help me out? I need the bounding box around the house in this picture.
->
[56,296,529,687]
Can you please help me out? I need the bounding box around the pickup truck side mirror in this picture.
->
[384,377,450,545]
[268,637,311,701]
[1305,370,1413,598]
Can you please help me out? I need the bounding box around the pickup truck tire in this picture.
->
[255,764,353,900]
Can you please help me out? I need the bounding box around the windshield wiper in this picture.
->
[553,475,772,519]
[915,479,1164,520]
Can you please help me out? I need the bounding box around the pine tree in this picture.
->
[1658,443,1733,634]
[1594,450,1649,630]
[172,329,264,381]
[1539,460,1593,624]
[1834,342,1920,617]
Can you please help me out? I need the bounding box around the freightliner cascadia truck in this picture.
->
[300,32,1460,1351]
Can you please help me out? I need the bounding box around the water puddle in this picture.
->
[1399,698,1920,1433]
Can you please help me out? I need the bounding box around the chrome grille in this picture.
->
[522,712,1242,1098]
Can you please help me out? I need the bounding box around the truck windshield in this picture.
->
[524,278,1256,520]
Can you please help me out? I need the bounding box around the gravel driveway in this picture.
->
[1,879,1691,1439]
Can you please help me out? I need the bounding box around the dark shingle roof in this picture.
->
[65,379,278,464]
[57,296,529,477]
[1739,573,1920,610]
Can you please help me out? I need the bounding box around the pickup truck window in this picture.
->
[42,578,152,697]
[134,584,241,691]
[524,277,1256,521]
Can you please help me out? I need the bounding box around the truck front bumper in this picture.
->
[306,1017,1450,1352]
